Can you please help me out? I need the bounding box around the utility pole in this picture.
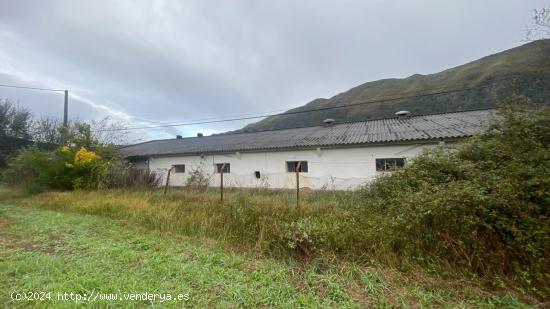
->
[63,90,69,127]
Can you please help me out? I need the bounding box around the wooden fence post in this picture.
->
[220,163,226,205]
[164,166,174,196]
[296,161,301,210]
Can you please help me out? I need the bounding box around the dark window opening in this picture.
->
[286,161,308,173]
[375,158,405,171]
[173,164,185,173]
[255,171,261,179]
[215,163,230,173]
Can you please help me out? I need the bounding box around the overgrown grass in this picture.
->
[6,187,543,306]
[22,188,347,257]
[0,202,537,307]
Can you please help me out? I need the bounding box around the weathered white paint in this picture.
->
[143,143,438,190]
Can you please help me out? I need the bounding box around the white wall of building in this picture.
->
[145,143,438,190]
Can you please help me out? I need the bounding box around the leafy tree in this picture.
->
[0,99,34,167]
[30,116,64,145]
[0,99,32,139]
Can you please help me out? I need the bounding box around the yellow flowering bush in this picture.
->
[4,120,116,191]
[38,146,106,189]
[74,147,98,165]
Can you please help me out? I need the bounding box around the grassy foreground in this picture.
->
[0,189,541,308]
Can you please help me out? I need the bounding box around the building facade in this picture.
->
[119,109,495,190]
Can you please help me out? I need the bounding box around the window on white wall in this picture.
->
[375,158,405,171]
[215,163,230,173]
[286,161,308,172]
[173,164,185,173]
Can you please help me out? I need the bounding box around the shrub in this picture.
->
[184,166,210,190]
[1,147,52,193]
[356,102,550,295]
[100,160,162,188]
[1,146,107,191]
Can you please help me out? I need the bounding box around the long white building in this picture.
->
[119,109,495,190]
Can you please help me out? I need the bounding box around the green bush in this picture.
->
[355,102,549,295]
[1,146,107,192]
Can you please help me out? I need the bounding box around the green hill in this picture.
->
[241,39,550,132]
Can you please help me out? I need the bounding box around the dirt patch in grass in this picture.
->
[0,217,10,230]
[314,280,328,299]
[179,249,198,261]
[241,259,263,274]
[48,234,64,242]
[0,232,73,256]
[200,237,217,248]
[345,283,375,308]
[19,241,58,255]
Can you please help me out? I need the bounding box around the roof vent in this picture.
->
[176,135,182,139]
[197,133,204,137]
[395,111,411,119]
[323,118,335,126]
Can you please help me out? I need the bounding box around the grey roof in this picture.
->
[119,109,496,157]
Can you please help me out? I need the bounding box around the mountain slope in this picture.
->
[241,39,550,132]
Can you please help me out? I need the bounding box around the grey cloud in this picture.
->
[0,0,546,141]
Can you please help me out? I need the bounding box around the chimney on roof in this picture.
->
[323,118,335,126]
[395,110,411,119]
[197,133,204,137]
[176,135,182,139]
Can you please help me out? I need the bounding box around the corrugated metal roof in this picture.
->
[119,109,496,157]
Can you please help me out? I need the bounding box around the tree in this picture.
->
[0,99,32,139]
[62,118,128,157]
[0,99,34,167]
[30,116,64,145]
[526,6,550,41]
[31,116,127,150]
[1,97,128,167]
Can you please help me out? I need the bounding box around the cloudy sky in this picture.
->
[0,0,545,142]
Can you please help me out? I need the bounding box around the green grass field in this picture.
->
[0,198,534,308]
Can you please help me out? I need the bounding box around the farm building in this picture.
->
[118,109,496,190]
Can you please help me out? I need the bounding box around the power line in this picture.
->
[92,83,500,132]
[0,83,69,130]
[2,78,546,134]
[0,83,65,92]
[130,108,288,126]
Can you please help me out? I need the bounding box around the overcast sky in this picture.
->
[0,0,546,142]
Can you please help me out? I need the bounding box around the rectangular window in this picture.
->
[286,161,308,173]
[173,164,185,173]
[375,158,405,171]
[215,163,230,173]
